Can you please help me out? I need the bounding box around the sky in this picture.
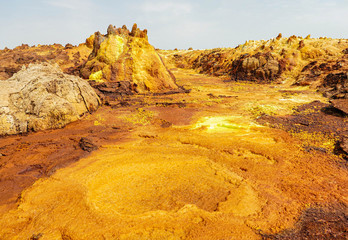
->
[1,0,348,50]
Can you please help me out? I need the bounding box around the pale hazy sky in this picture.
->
[1,0,347,50]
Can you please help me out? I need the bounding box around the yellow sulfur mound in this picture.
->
[81,24,178,93]
[97,35,125,64]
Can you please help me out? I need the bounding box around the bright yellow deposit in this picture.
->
[0,138,262,239]
[97,35,125,64]
[89,70,104,82]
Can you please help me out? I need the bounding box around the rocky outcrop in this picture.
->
[0,63,100,135]
[0,43,92,80]
[81,24,178,93]
[88,81,137,104]
[173,50,283,82]
[79,137,98,152]
[230,52,281,82]
[166,35,348,84]
[295,49,348,114]
[295,47,348,89]
[339,137,348,157]
[190,50,232,77]
[321,72,348,99]
[330,99,348,115]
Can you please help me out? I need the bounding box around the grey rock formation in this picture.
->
[0,63,101,135]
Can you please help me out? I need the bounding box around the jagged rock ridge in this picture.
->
[0,43,92,80]
[167,35,348,85]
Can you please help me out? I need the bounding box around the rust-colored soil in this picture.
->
[0,107,131,214]
[0,68,347,239]
[262,205,348,239]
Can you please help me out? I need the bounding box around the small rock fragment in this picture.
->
[330,99,348,115]
[30,233,43,240]
[79,137,98,152]
[340,137,348,155]
[64,43,74,49]
[276,33,282,40]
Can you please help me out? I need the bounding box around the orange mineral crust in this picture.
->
[0,67,347,239]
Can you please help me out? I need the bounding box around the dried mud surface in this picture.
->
[0,68,347,239]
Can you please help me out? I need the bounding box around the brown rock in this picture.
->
[86,34,95,48]
[0,72,10,80]
[263,206,348,240]
[130,23,139,37]
[231,52,280,82]
[0,43,92,79]
[140,29,148,39]
[298,40,305,49]
[65,43,74,49]
[340,137,348,154]
[107,24,117,36]
[276,33,282,40]
[295,50,348,96]
[79,137,98,152]
[322,72,348,99]
[287,35,297,44]
[167,35,348,89]
[242,57,260,72]
[330,99,348,114]
[90,31,106,59]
